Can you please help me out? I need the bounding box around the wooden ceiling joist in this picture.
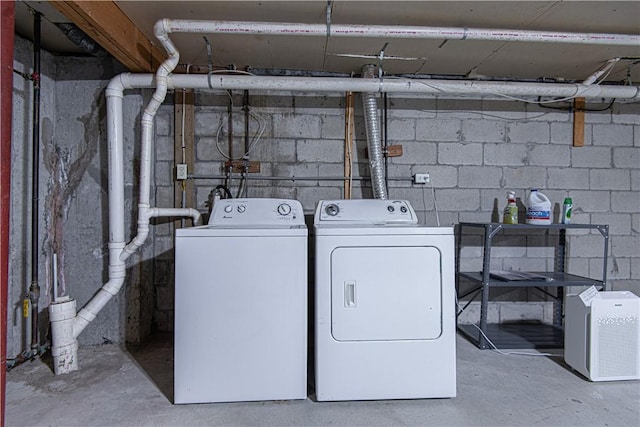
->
[50,1,165,72]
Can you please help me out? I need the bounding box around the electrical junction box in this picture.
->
[414,173,430,184]
[176,164,188,180]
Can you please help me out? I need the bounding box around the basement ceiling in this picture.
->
[14,1,640,84]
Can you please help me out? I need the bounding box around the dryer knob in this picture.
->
[277,203,292,216]
[387,205,395,212]
[325,204,340,216]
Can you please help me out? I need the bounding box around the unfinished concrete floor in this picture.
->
[5,334,640,426]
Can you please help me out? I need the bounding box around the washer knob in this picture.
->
[224,205,233,213]
[237,205,246,213]
[387,205,395,212]
[400,206,408,213]
[277,203,292,216]
[325,204,339,216]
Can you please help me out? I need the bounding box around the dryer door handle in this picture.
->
[344,281,357,308]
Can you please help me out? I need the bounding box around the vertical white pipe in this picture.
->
[105,84,126,244]
[49,298,78,374]
[122,19,182,258]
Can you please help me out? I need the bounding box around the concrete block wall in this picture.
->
[9,35,134,357]
[152,92,639,330]
[8,33,639,347]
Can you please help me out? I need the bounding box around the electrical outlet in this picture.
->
[414,173,430,184]
[176,164,188,180]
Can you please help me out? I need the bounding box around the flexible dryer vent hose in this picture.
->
[361,64,387,199]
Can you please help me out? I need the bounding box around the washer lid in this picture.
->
[209,198,305,227]
[314,199,417,225]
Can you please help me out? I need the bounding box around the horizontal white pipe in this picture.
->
[120,207,201,261]
[157,19,640,46]
[150,207,201,223]
[113,73,640,101]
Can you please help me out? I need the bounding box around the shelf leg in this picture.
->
[478,225,494,349]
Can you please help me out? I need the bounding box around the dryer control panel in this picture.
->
[315,199,418,224]
[209,198,304,226]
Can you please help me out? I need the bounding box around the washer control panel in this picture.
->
[315,199,418,224]
[209,198,304,226]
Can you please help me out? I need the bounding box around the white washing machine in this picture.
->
[174,198,307,404]
[314,199,456,401]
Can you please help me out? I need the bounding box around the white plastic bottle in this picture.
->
[526,189,551,225]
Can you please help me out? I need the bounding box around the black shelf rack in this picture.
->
[455,222,609,350]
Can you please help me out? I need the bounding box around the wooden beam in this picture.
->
[174,89,195,228]
[573,97,586,147]
[344,92,355,200]
[50,1,165,72]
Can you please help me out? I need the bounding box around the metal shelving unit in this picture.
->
[455,222,609,350]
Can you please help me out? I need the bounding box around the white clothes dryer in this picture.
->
[314,199,456,401]
[174,198,307,404]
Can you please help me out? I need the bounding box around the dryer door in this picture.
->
[330,246,442,341]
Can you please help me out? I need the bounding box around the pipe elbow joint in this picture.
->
[154,19,171,41]
[106,74,126,97]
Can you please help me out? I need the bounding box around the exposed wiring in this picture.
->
[400,77,588,105]
[455,298,562,357]
[210,69,256,76]
[540,98,616,112]
[419,176,440,226]
[421,185,428,224]
[414,107,552,121]
[204,36,214,89]
[215,108,266,160]
[431,179,440,227]
[470,321,562,357]
[490,89,583,105]
[214,184,233,199]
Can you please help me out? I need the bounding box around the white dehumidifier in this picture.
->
[564,288,640,381]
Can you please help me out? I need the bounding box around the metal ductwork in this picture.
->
[361,64,387,200]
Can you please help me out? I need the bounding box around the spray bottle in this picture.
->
[503,191,518,224]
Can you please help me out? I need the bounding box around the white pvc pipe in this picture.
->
[112,73,640,101]
[105,84,126,244]
[583,58,621,86]
[49,73,202,374]
[156,19,640,46]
